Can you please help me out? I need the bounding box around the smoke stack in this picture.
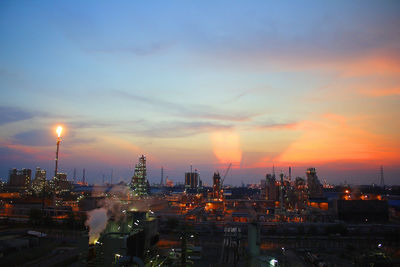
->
[160,167,164,186]
[272,164,275,178]
[380,165,385,188]
[83,168,86,184]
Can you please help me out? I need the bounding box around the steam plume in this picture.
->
[85,208,108,244]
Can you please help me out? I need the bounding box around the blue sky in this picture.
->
[0,1,399,185]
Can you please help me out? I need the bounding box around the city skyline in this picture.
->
[1,1,400,185]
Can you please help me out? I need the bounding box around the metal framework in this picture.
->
[131,155,148,196]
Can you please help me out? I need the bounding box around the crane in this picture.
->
[221,163,232,188]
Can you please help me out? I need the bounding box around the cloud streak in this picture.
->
[253,122,299,130]
[0,106,40,125]
[112,90,259,122]
[360,87,400,97]
[122,120,233,138]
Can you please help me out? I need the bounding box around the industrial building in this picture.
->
[8,168,31,191]
[92,211,159,266]
[306,168,323,198]
[184,171,198,189]
[31,167,46,194]
[212,172,221,199]
[130,155,149,196]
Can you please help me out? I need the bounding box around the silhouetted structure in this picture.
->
[160,167,164,186]
[380,165,385,188]
[265,174,277,201]
[306,168,323,198]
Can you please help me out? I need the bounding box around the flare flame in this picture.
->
[56,126,63,138]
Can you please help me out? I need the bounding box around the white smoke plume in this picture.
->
[84,184,160,244]
[85,197,126,243]
[85,208,108,244]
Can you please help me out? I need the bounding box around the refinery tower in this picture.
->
[130,155,149,196]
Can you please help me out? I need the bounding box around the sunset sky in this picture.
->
[0,1,399,185]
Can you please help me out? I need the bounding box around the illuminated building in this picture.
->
[306,168,323,198]
[185,172,198,189]
[165,177,174,187]
[294,177,307,210]
[265,174,277,201]
[213,172,221,198]
[130,155,149,196]
[32,167,46,194]
[279,173,284,210]
[51,172,72,193]
[8,168,31,191]
[57,172,72,192]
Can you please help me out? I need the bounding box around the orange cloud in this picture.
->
[341,56,400,77]
[254,122,299,131]
[277,114,400,165]
[359,87,400,97]
[0,141,52,161]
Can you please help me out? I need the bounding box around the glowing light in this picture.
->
[211,131,242,165]
[270,259,278,266]
[56,126,63,137]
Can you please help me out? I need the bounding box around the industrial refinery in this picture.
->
[0,130,399,266]
[1,1,400,266]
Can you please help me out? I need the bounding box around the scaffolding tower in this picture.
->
[131,155,148,196]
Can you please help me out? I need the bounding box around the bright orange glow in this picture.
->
[360,87,400,97]
[210,131,242,165]
[56,126,63,137]
[277,113,400,165]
